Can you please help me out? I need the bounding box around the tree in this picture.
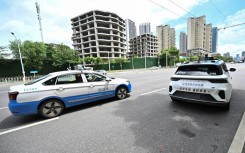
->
[0,46,7,59]
[51,44,81,67]
[160,46,180,59]
[188,55,199,61]
[114,57,127,70]
[179,57,187,63]
[9,40,47,70]
[213,55,234,62]
[168,46,179,57]
[84,56,95,65]
[94,57,102,65]
[9,39,24,59]
[22,41,47,70]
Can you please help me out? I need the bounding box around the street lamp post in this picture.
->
[108,51,111,71]
[11,32,26,83]
[166,50,168,68]
[158,53,160,67]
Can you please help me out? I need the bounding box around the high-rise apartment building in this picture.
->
[235,54,240,62]
[187,15,212,55]
[205,24,212,52]
[139,22,151,35]
[125,19,137,52]
[242,51,245,60]
[129,34,158,57]
[223,52,231,58]
[179,32,187,52]
[212,27,218,53]
[71,10,126,62]
[156,24,176,52]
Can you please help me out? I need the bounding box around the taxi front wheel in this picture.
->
[116,87,128,100]
[39,100,64,118]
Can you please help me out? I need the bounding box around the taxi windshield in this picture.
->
[25,75,51,85]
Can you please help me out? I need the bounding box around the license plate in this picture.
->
[181,80,206,87]
[178,87,209,93]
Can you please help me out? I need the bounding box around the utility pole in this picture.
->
[35,1,44,43]
[11,32,26,83]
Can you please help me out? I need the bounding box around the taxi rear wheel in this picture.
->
[39,100,64,118]
[116,87,128,100]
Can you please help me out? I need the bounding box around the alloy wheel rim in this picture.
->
[118,88,127,99]
[43,101,62,117]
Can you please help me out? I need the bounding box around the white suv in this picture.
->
[169,59,236,110]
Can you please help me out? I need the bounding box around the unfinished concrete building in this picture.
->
[129,34,158,57]
[71,10,126,61]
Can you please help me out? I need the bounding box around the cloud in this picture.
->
[218,44,245,57]
[174,23,187,31]
[217,9,245,56]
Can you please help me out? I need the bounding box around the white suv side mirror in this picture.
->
[229,68,236,72]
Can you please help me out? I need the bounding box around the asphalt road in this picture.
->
[0,64,244,153]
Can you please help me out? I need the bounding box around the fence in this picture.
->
[0,75,42,83]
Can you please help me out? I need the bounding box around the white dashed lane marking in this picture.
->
[0,107,8,110]
[0,117,59,136]
[140,88,166,96]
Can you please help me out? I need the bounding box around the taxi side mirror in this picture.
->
[106,78,111,81]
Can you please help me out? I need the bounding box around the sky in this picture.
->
[0,0,245,57]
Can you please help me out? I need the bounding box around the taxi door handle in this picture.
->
[58,87,64,91]
[90,84,94,88]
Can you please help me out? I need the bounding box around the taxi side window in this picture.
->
[56,74,83,85]
[43,77,57,86]
[85,73,106,82]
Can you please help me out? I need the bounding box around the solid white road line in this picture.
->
[140,88,166,96]
[0,117,59,136]
[0,107,8,110]
[228,111,245,153]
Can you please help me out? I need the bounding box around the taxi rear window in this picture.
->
[175,65,222,76]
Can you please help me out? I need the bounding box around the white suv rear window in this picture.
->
[176,65,222,76]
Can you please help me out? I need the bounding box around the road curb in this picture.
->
[228,110,245,153]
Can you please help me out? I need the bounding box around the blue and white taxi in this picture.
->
[8,70,131,118]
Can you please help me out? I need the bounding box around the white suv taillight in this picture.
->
[8,92,19,100]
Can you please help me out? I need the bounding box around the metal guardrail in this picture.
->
[0,76,42,83]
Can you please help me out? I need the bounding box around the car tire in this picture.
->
[39,100,64,118]
[116,86,128,100]
[170,97,179,102]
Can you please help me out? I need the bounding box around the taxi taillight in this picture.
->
[8,92,19,100]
